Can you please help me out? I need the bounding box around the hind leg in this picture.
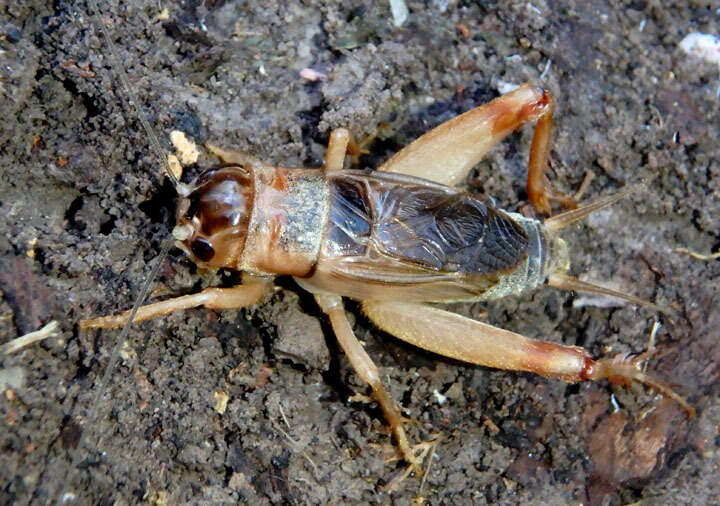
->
[362,300,694,417]
[379,84,577,214]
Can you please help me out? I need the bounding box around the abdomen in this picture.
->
[296,170,535,302]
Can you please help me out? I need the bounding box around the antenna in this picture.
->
[55,243,171,504]
[55,1,179,502]
[87,0,179,187]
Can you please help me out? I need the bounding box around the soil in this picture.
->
[1,1,719,505]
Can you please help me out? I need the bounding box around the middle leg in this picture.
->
[314,294,432,471]
[323,128,350,172]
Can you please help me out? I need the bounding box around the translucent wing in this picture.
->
[299,171,530,302]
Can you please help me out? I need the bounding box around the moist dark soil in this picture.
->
[1,1,719,504]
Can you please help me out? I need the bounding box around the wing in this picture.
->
[299,171,529,303]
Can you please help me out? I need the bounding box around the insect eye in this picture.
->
[190,238,215,262]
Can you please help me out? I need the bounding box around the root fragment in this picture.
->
[675,247,720,261]
[0,321,60,355]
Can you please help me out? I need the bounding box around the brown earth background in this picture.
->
[1,1,719,504]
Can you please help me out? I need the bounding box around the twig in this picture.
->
[675,247,720,261]
[271,401,320,479]
[1,321,60,355]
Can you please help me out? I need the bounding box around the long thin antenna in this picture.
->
[55,241,171,504]
[86,0,179,187]
[53,1,180,501]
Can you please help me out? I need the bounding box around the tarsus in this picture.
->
[591,354,695,418]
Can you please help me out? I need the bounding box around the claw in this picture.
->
[384,436,442,493]
[589,354,695,418]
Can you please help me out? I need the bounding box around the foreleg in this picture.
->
[206,142,264,168]
[81,276,272,329]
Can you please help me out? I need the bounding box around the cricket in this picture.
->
[80,77,695,466]
[78,0,694,491]
[1,1,707,504]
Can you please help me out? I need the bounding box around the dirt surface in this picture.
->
[1,1,719,504]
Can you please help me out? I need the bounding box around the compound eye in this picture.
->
[190,238,215,262]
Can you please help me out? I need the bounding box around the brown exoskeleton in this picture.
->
[80,81,693,478]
